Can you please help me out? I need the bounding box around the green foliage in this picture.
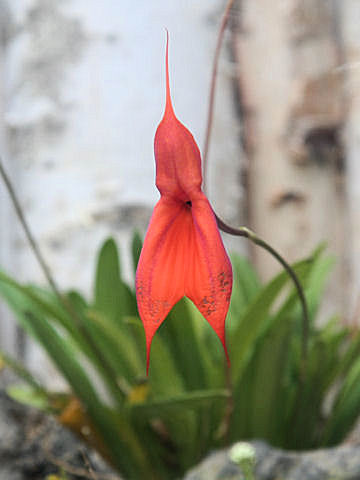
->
[1,235,360,479]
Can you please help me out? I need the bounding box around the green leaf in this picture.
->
[228,253,261,327]
[23,311,102,405]
[130,389,229,416]
[94,237,125,322]
[229,248,329,447]
[7,385,53,410]
[331,329,360,383]
[131,230,143,274]
[18,311,155,477]
[293,254,335,324]
[158,298,208,390]
[66,289,88,313]
[87,309,143,381]
[0,350,45,392]
[0,274,84,349]
[229,258,312,384]
[323,357,360,445]
[248,318,292,441]
[145,325,205,470]
[148,326,186,396]
[230,289,297,442]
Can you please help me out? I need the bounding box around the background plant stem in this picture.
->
[202,0,236,189]
[215,214,309,383]
[0,157,125,406]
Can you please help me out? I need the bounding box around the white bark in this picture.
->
[233,0,348,317]
[0,0,243,384]
[0,0,19,355]
[342,0,360,316]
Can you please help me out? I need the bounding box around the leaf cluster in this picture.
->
[1,235,360,479]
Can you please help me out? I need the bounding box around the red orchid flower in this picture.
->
[136,34,233,373]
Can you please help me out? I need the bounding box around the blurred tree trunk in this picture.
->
[232,0,353,317]
[342,0,360,321]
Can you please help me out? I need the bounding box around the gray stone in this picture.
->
[184,440,360,480]
[0,385,120,480]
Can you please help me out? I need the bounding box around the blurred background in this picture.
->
[0,0,359,385]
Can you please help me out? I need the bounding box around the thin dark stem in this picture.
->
[216,214,309,382]
[203,0,236,189]
[0,157,124,406]
[0,160,59,294]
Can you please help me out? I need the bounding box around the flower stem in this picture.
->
[203,0,236,188]
[216,214,309,383]
[0,157,125,406]
[0,160,58,294]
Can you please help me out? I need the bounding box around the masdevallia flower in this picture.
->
[136,34,233,373]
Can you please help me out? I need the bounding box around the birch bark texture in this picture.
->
[232,0,358,318]
[0,0,242,383]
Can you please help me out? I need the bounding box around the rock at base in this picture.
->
[0,387,120,480]
[184,440,360,480]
